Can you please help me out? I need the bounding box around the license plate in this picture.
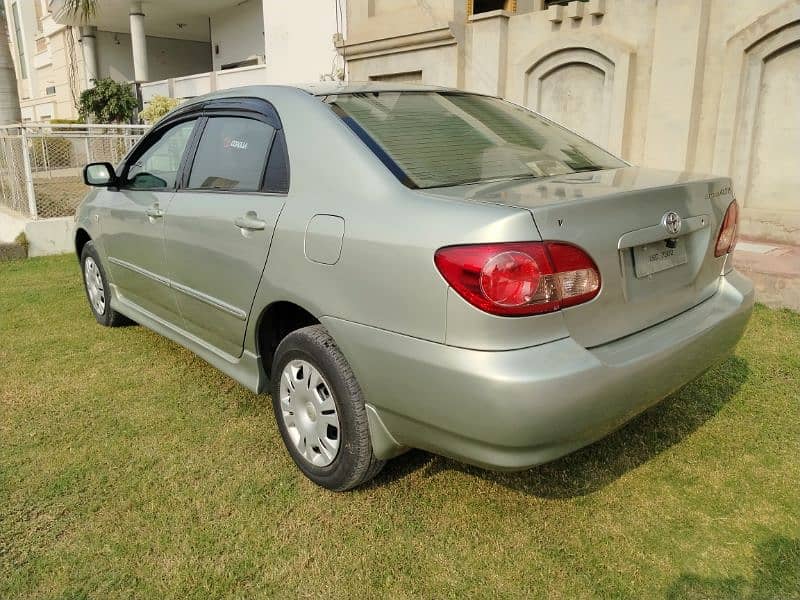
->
[633,239,688,278]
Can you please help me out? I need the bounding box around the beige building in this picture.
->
[3,0,86,121]
[341,0,800,245]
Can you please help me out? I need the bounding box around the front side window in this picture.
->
[329,92,626,189]
[187,117,275,191]
[125,120,196,190]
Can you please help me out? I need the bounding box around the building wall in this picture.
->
[4,0,37,102]
[342,0,800,244]
[31,25,84,120]
[210,0,265,70]
[3,0,84,121]
[0,18,22,124]
[344,0,464,86]
[263,0,346,83]
[95,32,212,83]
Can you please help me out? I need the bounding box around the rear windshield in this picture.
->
[328,91,626,189]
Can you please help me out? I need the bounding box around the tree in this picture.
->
[78,78,137,123]
[57,0,97,21]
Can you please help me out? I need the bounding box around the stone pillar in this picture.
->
[464,10,510,97]
[79,26,98,88]
[129,1,149,82]
[642,0,710,171]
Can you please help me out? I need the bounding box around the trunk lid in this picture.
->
[423,166,736,347]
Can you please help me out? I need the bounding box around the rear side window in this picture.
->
[187,117,275,191]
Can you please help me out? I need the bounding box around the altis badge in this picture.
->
[705,186,732,200]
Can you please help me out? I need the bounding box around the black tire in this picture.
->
[80,241,132,327]
[270,325,385,491]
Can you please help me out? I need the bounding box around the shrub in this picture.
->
[14,231,28,251]
[79,78,137,124]
[140,95,181,125]
[0,232,28,261]
[49,118,86,133]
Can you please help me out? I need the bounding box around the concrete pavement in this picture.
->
[734,239,800,312]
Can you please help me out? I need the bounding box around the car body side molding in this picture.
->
[108,256,248,321]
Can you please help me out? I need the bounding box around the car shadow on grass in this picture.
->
[370,355,749,498]
[664,535,800,599]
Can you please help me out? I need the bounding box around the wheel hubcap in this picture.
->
[84,257,106,315]
[279,359,340,467]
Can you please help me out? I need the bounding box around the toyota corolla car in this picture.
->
[75,83,753,491]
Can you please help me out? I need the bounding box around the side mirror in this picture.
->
[83,162,117,187]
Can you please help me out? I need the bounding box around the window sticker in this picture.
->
[223,137,249,150]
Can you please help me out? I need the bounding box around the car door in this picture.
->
[163,108,289,357]
[100,118,199,324]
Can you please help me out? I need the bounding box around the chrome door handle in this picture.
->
[234,213,266,231]
[145,205,164,218]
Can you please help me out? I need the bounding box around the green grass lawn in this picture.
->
[1,254,799,599]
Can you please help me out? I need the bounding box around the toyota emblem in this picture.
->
[662,211,682,236]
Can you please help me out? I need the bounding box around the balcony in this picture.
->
[140,63,267,103]
[50,0,265,87]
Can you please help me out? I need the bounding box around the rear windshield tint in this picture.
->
[328,92,626,189]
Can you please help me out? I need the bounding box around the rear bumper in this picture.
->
[322,270,754,469]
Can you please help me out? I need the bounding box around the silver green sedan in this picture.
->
[76,83,753,490]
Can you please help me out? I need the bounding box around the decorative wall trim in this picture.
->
[513,33,635,155]
[337,27,456,62]
[468,9,512,23]
[713,1,800,187]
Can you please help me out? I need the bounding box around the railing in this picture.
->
[0,123,148,220]
[141,63,267,104]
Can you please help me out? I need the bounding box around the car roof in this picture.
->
[177,82,453,106]
[296,81,451,95]
[160,82,466,124]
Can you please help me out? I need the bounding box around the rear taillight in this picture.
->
[434,242,600,316]
[714,200,739,257]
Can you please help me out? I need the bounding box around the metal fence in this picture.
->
[0,123,148,220]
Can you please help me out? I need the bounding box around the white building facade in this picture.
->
[3,0,346,120]
[52,0,346,106]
